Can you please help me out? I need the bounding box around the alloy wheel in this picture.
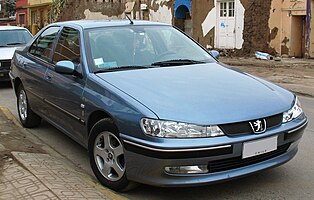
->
[94,131,125,181]
[18,89,28,121]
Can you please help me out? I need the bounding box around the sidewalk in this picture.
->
[0,107,126,200]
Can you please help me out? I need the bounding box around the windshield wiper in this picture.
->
[5,42,25,46]
[94,65,153,73]
[151,59,206,67]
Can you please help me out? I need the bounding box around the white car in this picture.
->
[0,26,32,81]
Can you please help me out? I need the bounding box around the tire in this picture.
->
[17,84,41,128]
[88,118,132,191]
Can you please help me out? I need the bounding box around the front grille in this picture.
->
[0,59,11,69]
[208,143,290,173]
[219,113,283,136]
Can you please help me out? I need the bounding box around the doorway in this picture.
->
[217,0,236,48]
[290,15,306,58]
[174,0,192,36]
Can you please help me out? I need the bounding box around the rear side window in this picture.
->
[29,27,60,62]
[53,27,80,64]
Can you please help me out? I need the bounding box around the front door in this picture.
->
[44,27,86,143]
[217,0,236,49]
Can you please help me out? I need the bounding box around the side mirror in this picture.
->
[210,50,220,59]
[55,61,75,75]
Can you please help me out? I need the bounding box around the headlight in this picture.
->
[140,118,224,138]
[282,97,303,123]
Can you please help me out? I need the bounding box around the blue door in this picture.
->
[24,26,61,116]
[43,27,86,144]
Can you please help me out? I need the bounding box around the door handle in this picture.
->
[45,73,53,81]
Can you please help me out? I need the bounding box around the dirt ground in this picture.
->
[219,57,314,97]
[0,108,45,172]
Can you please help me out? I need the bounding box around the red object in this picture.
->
[15,0,28,26]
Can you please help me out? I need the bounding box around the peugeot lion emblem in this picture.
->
[249,119,267,134]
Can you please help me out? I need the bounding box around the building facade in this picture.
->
[16,0,28,27]
[308,0,314,58]
[191,0,245,50]
[269,0,307,57]
[0,0,16,26]
[57,0,314,58]
[27,0,52,35]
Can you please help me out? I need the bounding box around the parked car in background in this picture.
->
[9,20,307,191]
[0,26,32,82]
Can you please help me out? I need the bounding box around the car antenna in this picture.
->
[125,14,134,25]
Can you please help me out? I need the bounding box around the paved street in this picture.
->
[0,80,313,199]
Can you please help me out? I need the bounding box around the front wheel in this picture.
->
[17,84,41,128]
[89,119,131,191]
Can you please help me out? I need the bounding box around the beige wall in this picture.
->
[268,0,281,54]
[269,0,306,57]
[29,5,52,35]
[27,0,52,34]
[28,0,52,6]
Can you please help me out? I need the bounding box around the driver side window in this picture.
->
[53,27,81,65]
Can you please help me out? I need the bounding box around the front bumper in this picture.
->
[121,115,307,187]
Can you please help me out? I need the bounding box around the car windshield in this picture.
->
[86,25,215,72]
[0,29,32,46]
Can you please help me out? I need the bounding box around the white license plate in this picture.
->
[242,136,278,159]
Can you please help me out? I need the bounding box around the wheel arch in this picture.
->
[87,110,119,136]
[14,77,22,96]
[87,111,131,191]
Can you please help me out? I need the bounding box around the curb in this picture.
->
[0,106,22,128]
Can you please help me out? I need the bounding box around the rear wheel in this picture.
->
[17,84,41,128]
[89,118,133,191]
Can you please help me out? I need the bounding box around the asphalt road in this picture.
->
[1,82,313,200]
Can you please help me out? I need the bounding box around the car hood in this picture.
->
[96,63,294,125]
[0,47,19,60]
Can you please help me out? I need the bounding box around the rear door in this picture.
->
[23,26,61,115]
[43,27,86,142]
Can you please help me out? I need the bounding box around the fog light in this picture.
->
[165,165,208,174]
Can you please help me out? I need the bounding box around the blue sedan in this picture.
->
[9,20,307,191]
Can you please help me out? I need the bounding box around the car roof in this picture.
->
[50,20,171,29]
[0,26,29,31]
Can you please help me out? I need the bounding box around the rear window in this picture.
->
[0,29,32,46]
[29,27,60,62]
